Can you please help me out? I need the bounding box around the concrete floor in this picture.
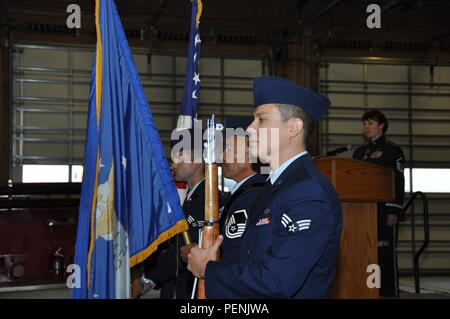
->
[1,276,449,299]
[398,276,450,298]
[0,284,160,299]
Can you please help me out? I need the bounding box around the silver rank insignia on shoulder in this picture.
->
[187,215,198,228]
[281,213,311,234]
[225,209,248,239]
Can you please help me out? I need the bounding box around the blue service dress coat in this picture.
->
[219,174,267,264]
[205,153,343,298]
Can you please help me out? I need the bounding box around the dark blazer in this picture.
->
[145,180,207,299]
[353,135,406,221]
[204,153,343,298]
[220,173,267,264]
[183,180,206,244]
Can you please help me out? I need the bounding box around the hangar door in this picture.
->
[11,43,268,183]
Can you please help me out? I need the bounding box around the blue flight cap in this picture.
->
[225,116,254,136]
[253,76,330,122]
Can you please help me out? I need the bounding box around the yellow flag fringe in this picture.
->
[129,219,189,267]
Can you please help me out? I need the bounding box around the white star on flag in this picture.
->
[193,53,197,62]
[192,90,198,99]
[99,159,106,168]
[193,72,200,85]
[195,33,201,46]
[121,156,127,170]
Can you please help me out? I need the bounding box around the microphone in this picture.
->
[326,144,353,157]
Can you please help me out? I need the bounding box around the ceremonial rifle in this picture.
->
[197,115,221,299]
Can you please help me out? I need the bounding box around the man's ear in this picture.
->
[288,117,303,138]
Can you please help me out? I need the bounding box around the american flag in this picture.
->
[177,0,203,130]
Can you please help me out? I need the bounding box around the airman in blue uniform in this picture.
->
[353,109,406,298]
[187,77,343,298]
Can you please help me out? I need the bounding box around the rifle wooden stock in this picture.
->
[197,164,220,299]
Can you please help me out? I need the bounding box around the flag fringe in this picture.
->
[129,219,189,267]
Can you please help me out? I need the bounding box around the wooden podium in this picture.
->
[314,158,395,299]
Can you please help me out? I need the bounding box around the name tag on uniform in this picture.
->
[369,151,383,159]
[256,218,270,226]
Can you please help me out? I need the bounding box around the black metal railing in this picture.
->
[402,191,430,293]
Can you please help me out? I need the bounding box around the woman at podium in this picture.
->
[352,109,406,298]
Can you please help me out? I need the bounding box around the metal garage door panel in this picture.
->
[23,47,68,69]
[23,82,68,99]
[412,95,450,109]
[368,94,410,109]
[327,63,363,81]
[367,64,408,82]
[224,59,262,77]
[72,50,94,71]
[327,93,365,108]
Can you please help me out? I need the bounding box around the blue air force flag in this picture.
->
[72,0,188,299]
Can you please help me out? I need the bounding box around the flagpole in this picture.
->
[190,229,202,299]
[182,231,192,245]
[177,0,202,248]
[174,0,205,295]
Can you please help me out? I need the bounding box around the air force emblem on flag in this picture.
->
[281,214,311,234]
[225,209,247,239]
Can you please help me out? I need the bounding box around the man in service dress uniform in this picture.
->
[143,128,212,298]
[187,77,343,298]
[219,116,267,264]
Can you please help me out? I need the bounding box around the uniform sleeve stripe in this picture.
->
[296,222,311,227]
